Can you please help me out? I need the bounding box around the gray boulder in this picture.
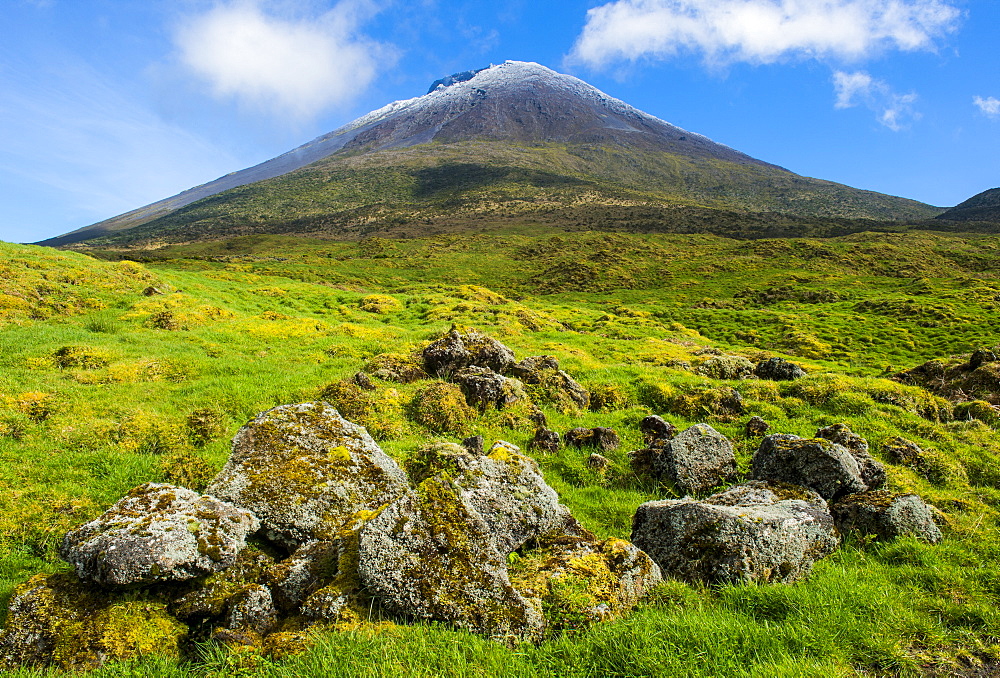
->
[696,355,755,380]
[358,475,544,640]
[422,328,516,376]
[452,366,525,410]
[815,423,886,490]
[831,491,942,543]
[750,434,867,501]
[754,357,807,381]
[206,402,409,548]
[631,481,837,584]
[60,483,258,587]
[655,423,738,495]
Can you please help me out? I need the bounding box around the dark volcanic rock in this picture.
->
[831,491,942,543]
[814,423,885,490]
[655,423,738,495]
[564,427,620,452]
[750,434,867,501]
[754,357,807,381]
[60,483,258,587]
[422,328,516,377]
[745,416,770,437]
[640,415,676,446]
[452,366,526,410]
[529,427,560,454]
[631,481,837,585]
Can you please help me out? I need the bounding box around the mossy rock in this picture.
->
[509,536,662,634]
[667,386,744,420]
[881,436,967,486]
[364,352,428,383]
[358,294,403,314]
[206,402,410,548]
[410,382,478,435]
[422,327,516,377]
[0,573,186,671]
[696,355,755,380]
[830,491,942,543]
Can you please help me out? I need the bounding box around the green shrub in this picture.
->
[161,449,216,491]
[185,407,228,447]
[588,382,633,412]
[359,294,403,314]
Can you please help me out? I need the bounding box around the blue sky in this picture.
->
[1,0,997,243]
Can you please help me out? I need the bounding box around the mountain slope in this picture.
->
[43,61,941,247]
[936,187,1000,222]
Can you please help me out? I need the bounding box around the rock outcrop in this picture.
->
[814,423,886,490]
[632,481,838,584]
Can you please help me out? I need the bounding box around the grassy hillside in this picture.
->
[63,141,942,247]
[3,229,1000,676]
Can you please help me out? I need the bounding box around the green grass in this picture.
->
[2,228,1000,676]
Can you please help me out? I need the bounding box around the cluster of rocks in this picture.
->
[0,402,660,671]
[696,355,807,381]
[895,346,1000,407]
[364,327,590,417]
[629,420,941,585]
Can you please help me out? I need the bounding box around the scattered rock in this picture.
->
[655,423,738,495]
[422,327,516,377]
[881,436,965,485]
[452,366,526,410]
[697,355,755,380]
[831,491,942,543]
[745,416,770,437]
[631,481,837,585]
[59,483,258,587]
[223,584,278,635]
[640,415,676,446]
[627,447,662,479]
[754,357,807,381]
[564,427,620,452]
[206,402,409,548]
[815,423,886,490]
[142,286,164,296]
[529,427,560,454]
[0,573,187,671]
[511,355,590,411]
[587,453,611,471]
[170,546,276,623]
[750,434,867,501]
[265,540,340,613]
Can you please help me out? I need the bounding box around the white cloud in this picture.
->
[570,0,961,67]
[974,95,1000,117]
[173,0,394,122]
[833,70,918,130]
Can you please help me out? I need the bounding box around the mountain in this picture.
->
[936,187,1000,222]
[43,61,941,247]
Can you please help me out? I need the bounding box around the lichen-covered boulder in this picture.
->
[815,423,886,490]
[750,434,867,501]
[0,573,187,671]
[405,441,564,555]
[509,534,661,633]
[631,481,837,585]
[59,483,258,587]
[564,427,620,452]
[754,357,807,381]
[171,547,276,623]
[511,355,590,411]
[206,402,409,548]
[358,476,545,640]
[640,415,676,446]
[265,540,340,612]
[655,423,738,495]
[422,327,516,376]
[831,491,942,543]
[452,366,526,410]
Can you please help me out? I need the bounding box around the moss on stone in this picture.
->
[410,382,477,435]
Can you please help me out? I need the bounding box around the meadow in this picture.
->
[2,226,1000,677]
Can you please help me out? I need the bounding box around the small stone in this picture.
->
[529,427,560,454]
[627,447,662,479]
[745,416,770,437]
[970,348,999,371]
[223,585,278,634]
[142,286,164,296]
[640,415,676,446]
[564,427,620,452]
[587,453,611,471]
[352,372,376,391]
